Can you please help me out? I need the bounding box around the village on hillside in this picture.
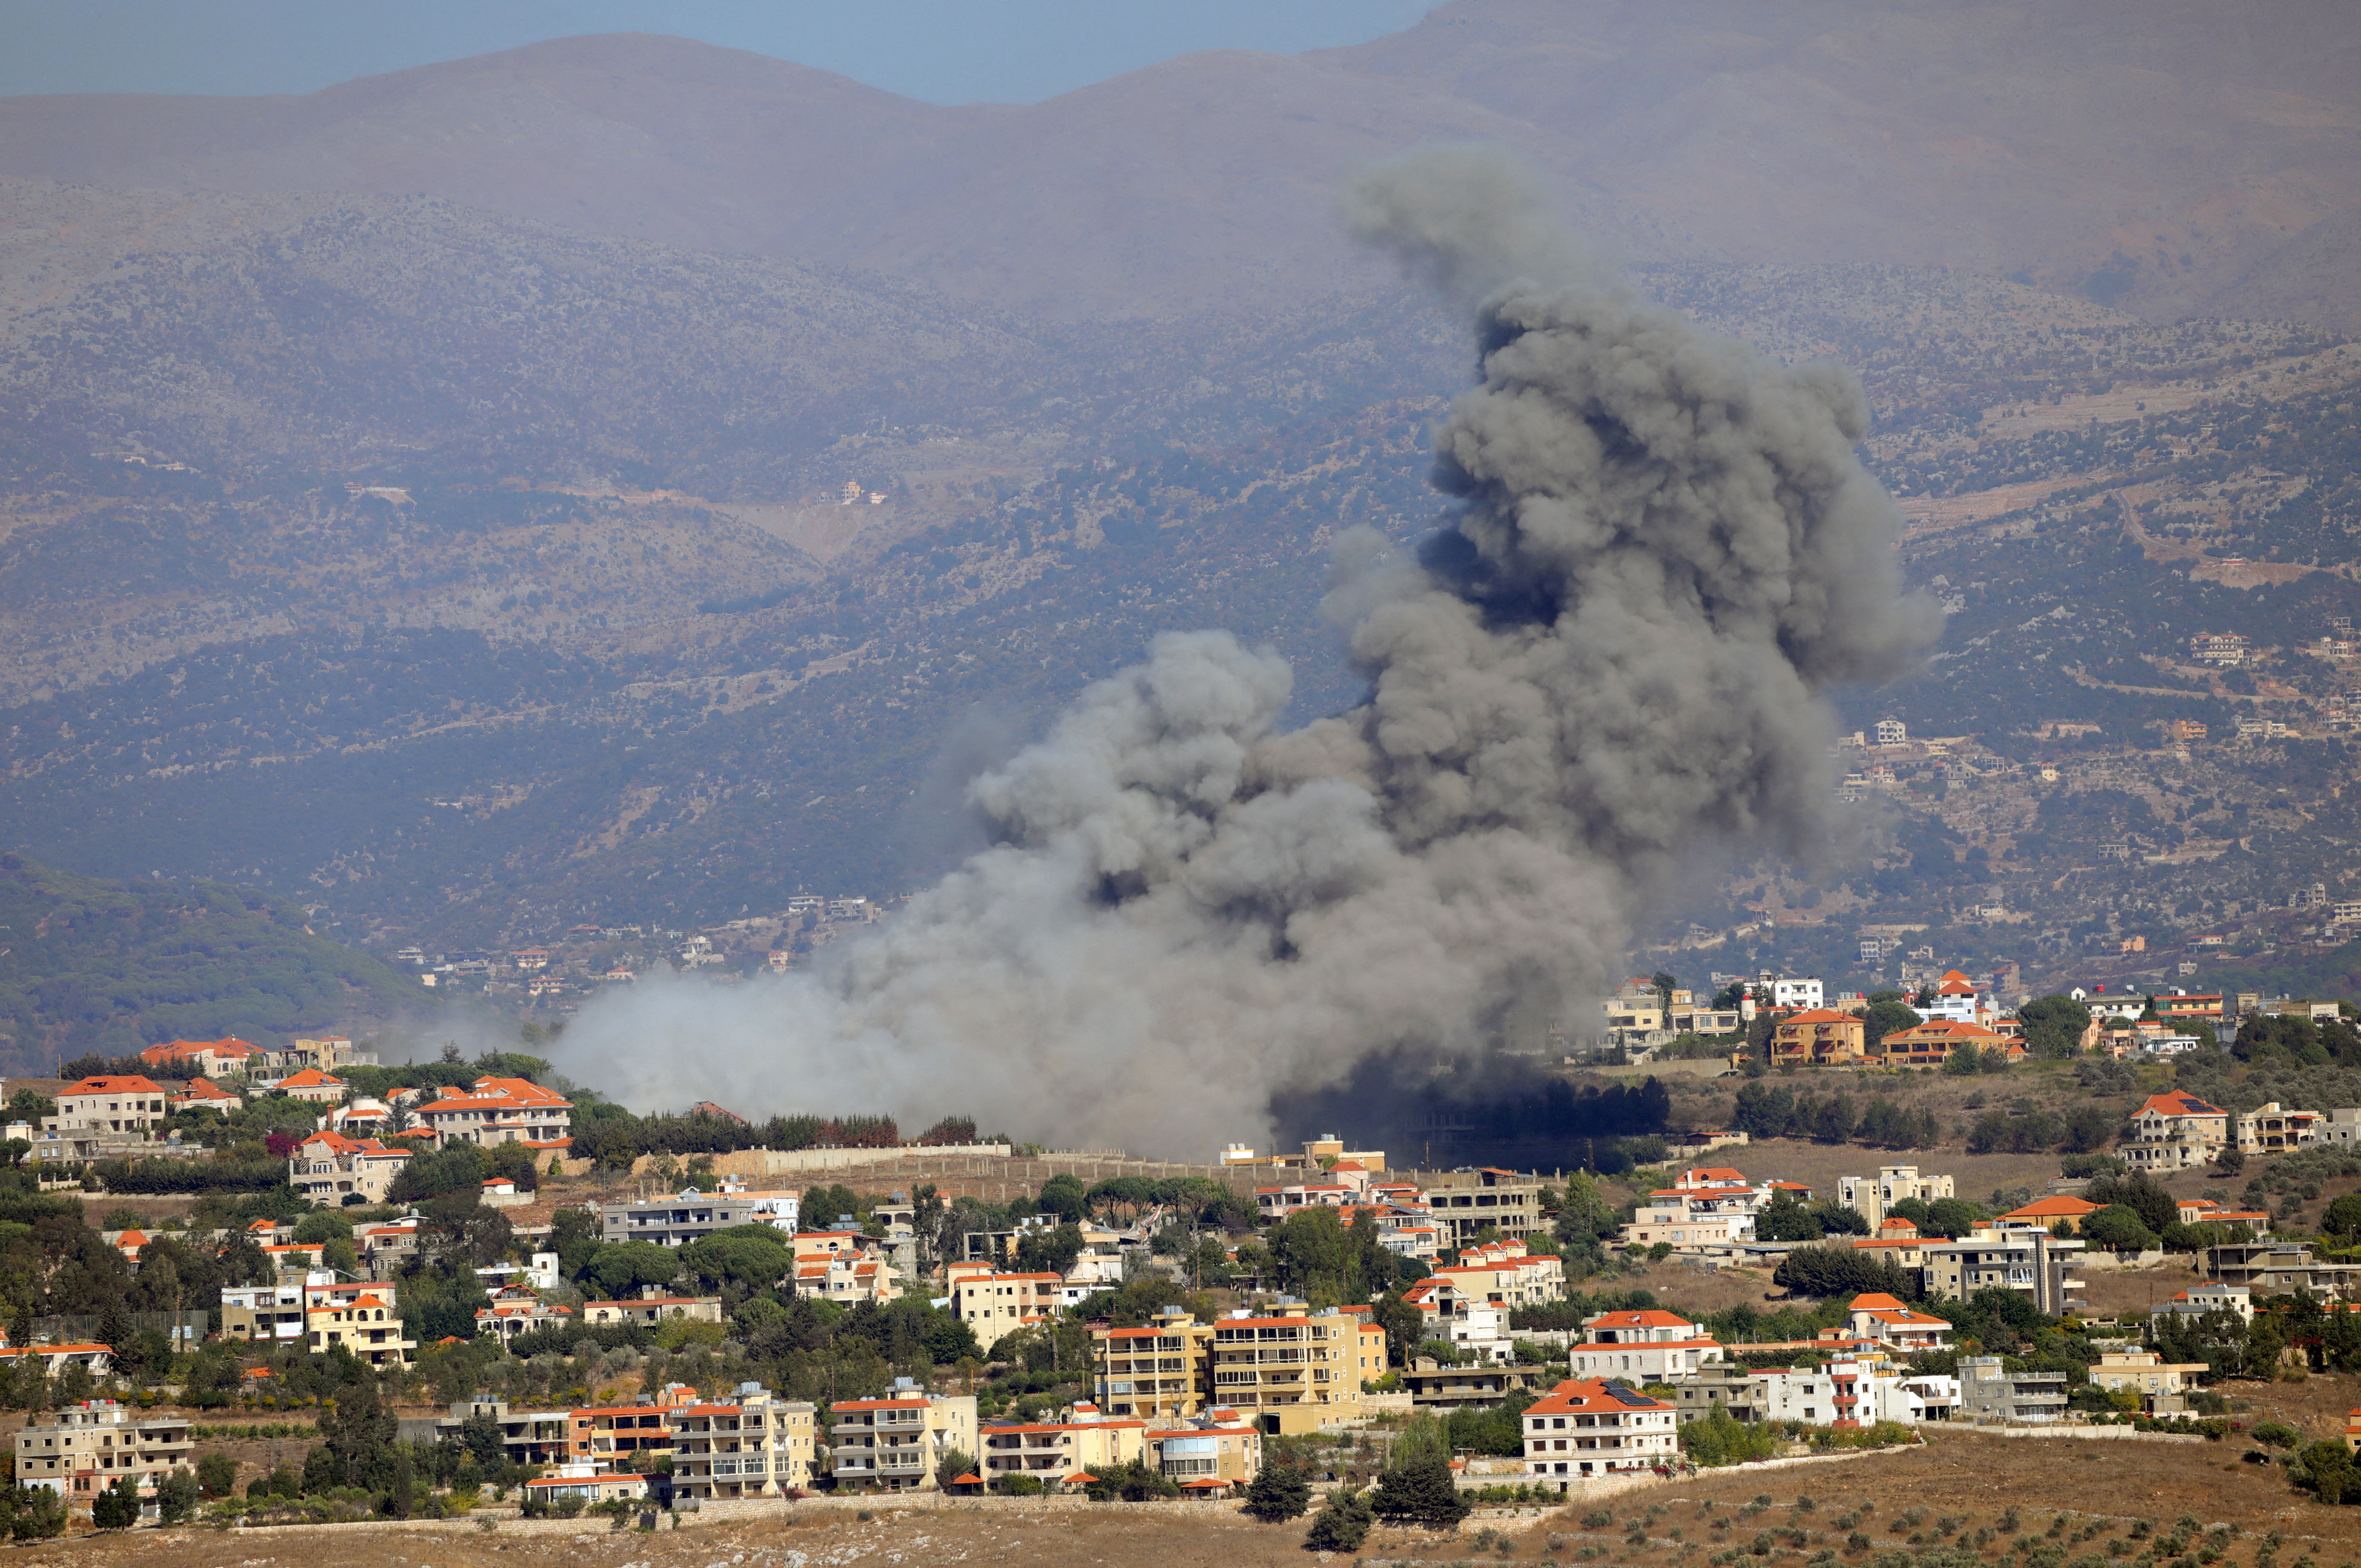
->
[9,961,2361,1544]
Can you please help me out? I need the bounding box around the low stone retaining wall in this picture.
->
[1954,1424,2205,1443]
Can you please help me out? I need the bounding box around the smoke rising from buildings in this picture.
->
[555,146,1937,1156]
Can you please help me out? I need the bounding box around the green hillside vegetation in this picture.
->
[0,850,432,1075]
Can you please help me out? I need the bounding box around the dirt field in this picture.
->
[33,1424,2361,1568]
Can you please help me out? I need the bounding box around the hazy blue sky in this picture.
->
[3,1,1439,103]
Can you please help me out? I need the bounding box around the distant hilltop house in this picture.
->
[2189,631,2248,666]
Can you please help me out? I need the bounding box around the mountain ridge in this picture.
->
[3,3,2356,324]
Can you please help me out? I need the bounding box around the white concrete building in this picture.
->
[1759,1357,1958,1425]
[1564,1308,1726,1384]
[1521,1379,1678,1490]
[1837,1165,1954,1229]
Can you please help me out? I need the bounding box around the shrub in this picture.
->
[1306,1489,1375,1553]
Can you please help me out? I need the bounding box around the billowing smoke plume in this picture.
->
[556,147,1936,1156]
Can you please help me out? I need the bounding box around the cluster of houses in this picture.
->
[1618,1165,2087,1314]
[1505,1295,2212,1493]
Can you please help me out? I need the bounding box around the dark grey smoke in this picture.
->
[555,146,1937,1156]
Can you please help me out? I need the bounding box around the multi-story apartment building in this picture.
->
[1837,1165,1953,1229]
[45,1076,169,1139]
[2153,1281,2254,1323]
[1957,1356,2070,1423]
[582,1291,724,1326]
[597,1186,801,1248]
[1669,1364,1768,1426]
[1919,1230,2085,1316]
[2121,1091,2231,1171]
[475,1290,575,1342]
[669,1386,817,1500]
[1426,1240,1564,1314]
[306,1286,416,1365]
[289,1129,413,1206]
[14,1401,193,1505]
[413,1075,573,1150]
[2089,1349,2208,1414]
[1843,1293,1953,1352]
[2235,1102,2323,1153]
[1207,1308,1376,1435]
[2202,1243,2361,1297]
[977,1410,1146,1484]
[567,1385,704,1467]
[1566,1309,1724,1383]
[828,1387,977,1491]
[794,1251,899,1306]
[1520,1379,1677,1490]
[1145,1410,1263,1484]
[355,1215,423,1278]
[1618,1167,1775,1250]
[1420,1168,1543,1246]
[1759,1358,1958,1425]
[1877,1020,2015,1067]
[403,1398,570,1465]
[220,1279,311,1347]
[1769,1009,1867,1066]
[1914,971,1982,1024]
[948,1267,1063,1347]
[1093,1311,1216,1420]
[1254,1181,1361,1218]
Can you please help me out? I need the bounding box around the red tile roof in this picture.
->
[1524,1378,1672,1416]
[62,1075,163,1095]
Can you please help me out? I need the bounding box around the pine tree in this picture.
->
[302,1442,343,1494]
[1370,1450,1468,1528]
[1306,1487,1376,1551]
[1243,1459,1313,1522]
[91,1474,140,1530]
[155,1467,201,1524]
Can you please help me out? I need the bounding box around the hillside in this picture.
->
[0,3,2356,325]
[2,175,2357,968]
[0,851,432,1075]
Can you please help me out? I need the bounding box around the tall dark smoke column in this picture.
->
[553,147,1936,1154]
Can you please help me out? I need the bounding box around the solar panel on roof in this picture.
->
[1602,1383,1654,1406]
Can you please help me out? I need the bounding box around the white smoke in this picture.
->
[553,147,1937,1157]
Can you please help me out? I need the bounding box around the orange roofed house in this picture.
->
[276,1068,348,1104]
[289,1129,413,1207]
[414,1075,573,1151]
[1770,1009,1868,1066]
[169,1079,243,1115]
[138,1037,262,1079]
[1567,1310,1724,1382]
[1843,1293,1954,1352]
[306,1284,416,1365]
[1876,1020,2019,1069]
[1521,1379,1677,1490]
[46,1077,169,1140]
[2123,1091,2230,1172]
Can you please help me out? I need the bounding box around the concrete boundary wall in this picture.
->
[628,1148,1267,1200]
